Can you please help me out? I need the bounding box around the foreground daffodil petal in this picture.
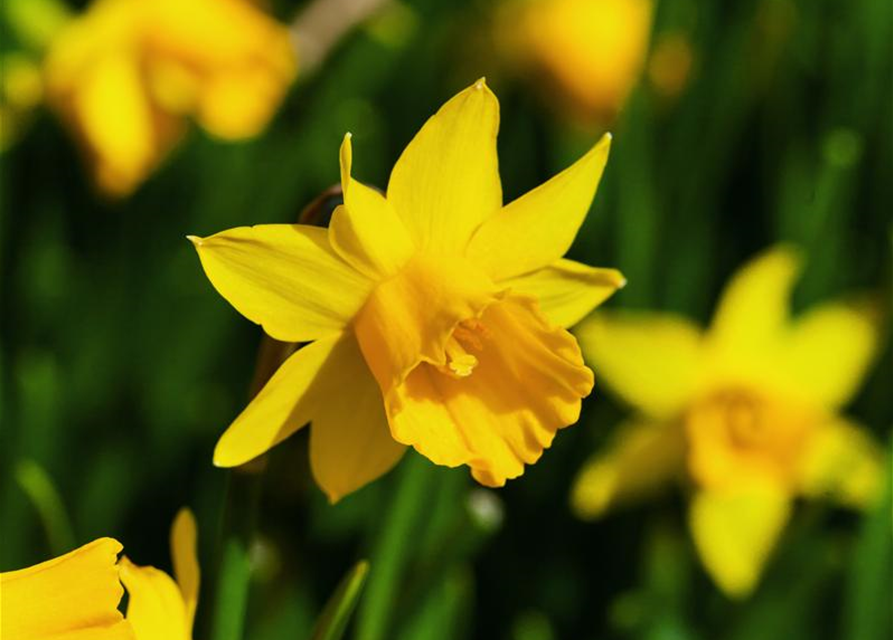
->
[505,258,625,327]
[797,417,884,508]
[708,246,801,361]
[329,133,415,279]
[781,300,880,409]
[387,79,502,253]
[170,509,200,631]
[308,332,407,502]
[190,225,372,343]
[120,558,190,640]
[213,333,342,467]
[1,538,132,640]
[466,133,611,281]
[576,312,703,418]
[571,419,685,519]
[689,484,790,599]
[386,295,593,485]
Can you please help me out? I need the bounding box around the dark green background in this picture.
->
[1,0,891,639]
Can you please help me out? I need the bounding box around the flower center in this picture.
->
[441,319,490,378]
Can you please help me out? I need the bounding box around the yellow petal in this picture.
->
[196,68,288,139]
[328,133,415,279]
[170,509,199,632]
[571,419,684,519]
[72,51,156,196]
[120,558,189,640]
[213,333,343,467]
[504,258,625,328]
[189,225,372,343]
[575,312,703,418]
[308,331,406,502]
[354,254,502,396]
[1,538,132,640]
[466,133,611,281]
[385,295,593,485]
[797,417,884,509]
[707,246,801,361]
[386,79,502,253]
[689,484,790,598]
[780,301,880,409]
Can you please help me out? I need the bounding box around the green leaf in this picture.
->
[14,458,74,555]
[311,560,370,640]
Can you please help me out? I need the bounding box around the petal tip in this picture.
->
[474,77,487,90]
[186,235,203,247]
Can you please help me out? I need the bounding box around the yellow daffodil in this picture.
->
[120,509,200,640]
[572,246,885,598]
[0,537,133,639]
[44,0,296,196]
[190,79,624,502]
[499,0,653,122]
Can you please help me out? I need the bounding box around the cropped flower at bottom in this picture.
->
[0,538,133,640]
[191,80,624,501]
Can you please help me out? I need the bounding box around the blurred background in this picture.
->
[1,0,891,639]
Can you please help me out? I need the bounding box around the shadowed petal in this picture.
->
[170,509,200,632]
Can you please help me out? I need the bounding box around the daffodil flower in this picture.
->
[44,0,296,196]
[191,80,624,502]
[0,537,133,639]
[572,246,884,597]
[499,0,653,121]
[120,509,200,640]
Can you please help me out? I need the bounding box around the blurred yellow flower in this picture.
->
[190,80,624,502]
[572,246,885,598]
[500,0,653,122]
[0,537,133,639]
[44,0,296,196]
[120,509,200,640]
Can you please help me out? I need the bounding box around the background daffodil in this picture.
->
[44,0,296,196]
[120,508,200,640]
[571,246,885,598]
[191,79,624,502]
[0,537,133,639]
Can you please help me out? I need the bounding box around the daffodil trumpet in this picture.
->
[191,79,625,502]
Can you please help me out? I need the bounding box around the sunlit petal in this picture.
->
[466,134,611,281]
[505,258,625,327]
[387,79,501,253]
[189,225,372,343]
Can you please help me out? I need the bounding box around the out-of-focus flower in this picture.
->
[120,509,200,640]
[190,80,624,502]
[498,0,653,123]
[647,31,695,101]
[0,53,45,151]
[44,0,297,197]
[0,537,133,639]
[572,246,885,598]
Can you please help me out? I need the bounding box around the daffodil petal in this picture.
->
[386,295,593,485]
[387,79,502,253]
[0,538,131,640]
[308,331,406,503]
[213,333,342,467]
[571,419,684,519]
[575,312,703,418]
[120,558,190,640]
[708,246,801,359]
[73,52,156,196]
[190,225,372,343]
[466,133,611,281]
[328,134,415,279]
[170,508,200,632]
[505,258,625,327]
[797,417,884,508]
[689,484,790,599]
[780,300,880,409]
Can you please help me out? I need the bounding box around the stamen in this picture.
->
[441,319,490,378]
[445,336,478,377]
